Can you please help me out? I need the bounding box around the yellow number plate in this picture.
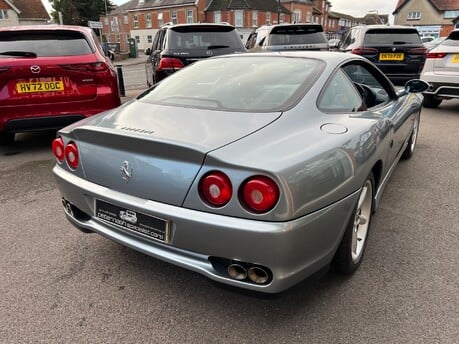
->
[16,81,64,93]
[451,54,459,63]
[379,53,404,61]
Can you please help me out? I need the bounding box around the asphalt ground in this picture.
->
[0,63,458,343]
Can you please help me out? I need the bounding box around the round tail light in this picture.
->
[199,171,232,207]
[52,137,65,162]
[64,142,79,170]
[241,176,279,213]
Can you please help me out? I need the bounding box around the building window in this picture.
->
[133,15,139,28]
[252,10,258,27]
[146,14,152,28]
[235,10,243,27]
[104,17,108,25]
[147,35,153,44]
[135,36,140,44]
[111,17,119,32]
[117,35,120,43]
[0,10,8,19]
[171,11,177,24]
[407,12,421,20]
[214,10,221,23]
[293,10,301,23]
[266,12,271,24]
[444,10,459,19]
[187,10,193,23]
[306,11,311,23]
[280,14,285,24]
[158,12,164,26]
[124,15,128,24]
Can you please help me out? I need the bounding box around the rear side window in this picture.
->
[363,29,422,45]
[0,30,93,57]
[319,70,364,113]
[168,27,243,50]
[269,25,327,45]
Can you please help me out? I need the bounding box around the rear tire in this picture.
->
[0,132,15,145]
[401,112,420,160]
[423,94,442,108]
[333,173,375,274]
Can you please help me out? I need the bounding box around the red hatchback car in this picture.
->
[0,25,121,144]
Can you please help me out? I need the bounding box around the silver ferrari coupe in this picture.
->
[52,52,429,293]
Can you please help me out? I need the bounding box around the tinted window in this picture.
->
[0,30,93,57]
[442,31,459,46]
[141,56,324,112]
[363,29,421,45]
[269,25,327,45]
[168,27,243,49]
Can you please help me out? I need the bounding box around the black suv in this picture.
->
[245,24,328,52]
[145,23,246,85]
[338,25,427,85]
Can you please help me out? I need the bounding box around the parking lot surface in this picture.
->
[0,61,457,342]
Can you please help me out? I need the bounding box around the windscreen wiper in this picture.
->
[0,51,37,57]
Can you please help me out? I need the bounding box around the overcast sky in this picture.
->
[331,0,399,22]
[43,0,400,21]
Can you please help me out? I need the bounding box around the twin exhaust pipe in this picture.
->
[227,263,270,284]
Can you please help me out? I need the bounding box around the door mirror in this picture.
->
[397,79,430,97]
[405,79,430,93]
[145,47,151,56]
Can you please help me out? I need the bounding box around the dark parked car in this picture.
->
[0,25,121,145]
[338,25,427,85]
[245,23,329,52]
[144,23,246,85]
[53,51,428,293]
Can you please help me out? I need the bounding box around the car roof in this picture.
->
[256,23,322,31]
[355,25,419,32]
[161,23,235,29]
[0,24,92,34]
[220,50,364,64]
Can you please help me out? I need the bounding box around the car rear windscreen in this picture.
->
[269,26,327,45]
[0,30,93,57]
[141,56,324,112]
[169,27,243,50]
[443,31,459,46]
[363,29,422,45]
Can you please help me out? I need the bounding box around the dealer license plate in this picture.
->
[379,53,404,61]
[95,199,170,242]
[16,81,64,93]
[451,54,459,63]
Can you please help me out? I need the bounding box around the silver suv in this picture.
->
[420,29,459,108]
[245,24,328,52]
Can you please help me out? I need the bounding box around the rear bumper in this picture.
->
[421,74,459,99]
[53,165,359,293]
[4,115,85,132]
[380,73,420,86]
[0,94,120,133]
